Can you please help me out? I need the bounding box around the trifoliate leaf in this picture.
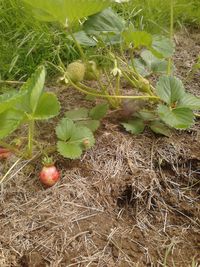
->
[178,93,200,110]
[122,118,145,135]
[65,108,89,120]
[57,141,82,159]
[156,76,185,105]
[33,92,60,120]
[157,104,194,129]
[149,121,171,137]
[89,103,109,120]
[56,118,75,142]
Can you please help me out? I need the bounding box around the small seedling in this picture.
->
[0,66,60,157]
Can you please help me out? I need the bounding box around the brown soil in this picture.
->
[0,30,200,267]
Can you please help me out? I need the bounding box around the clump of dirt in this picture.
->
[0,31,200,267]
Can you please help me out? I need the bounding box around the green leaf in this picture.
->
[122,118,145,135]
[141,50,168,73]
[30,66,46,113]
[0,109,24,139]
[157,104,194,129]
[56,118,75,142]
[31,7,57,22]
[57,141,82,159]
[0,91,25,113]
[123,30,152,48]
[178,93,200,110]
[134,50,168,77]
[76,120,100,132]
[151,35,174,58]
[84,8,125,35]
[133,58,151,77]
[89,103,109,120]
[70,127,95,148]
[156,76,185,105]
[69,31,97,47]
[23,0,112,24]
[65,107,89,120]
[149,121,171,137]
[18,66,46,113]
[138,110,157,121]
[56,125,95,159]
[33,92,60,120]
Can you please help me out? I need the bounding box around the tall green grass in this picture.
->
[0,0,200,80]
[0,0,79,80]
[115,0,200,33]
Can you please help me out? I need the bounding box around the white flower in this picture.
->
[111,60,122,77]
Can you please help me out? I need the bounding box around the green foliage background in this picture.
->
[0,0,200,80]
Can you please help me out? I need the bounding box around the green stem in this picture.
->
[28,120,35,157]
[69,30,86,62]
[167,0,174,75]
[70,80,160,101]
[0,80,24,85]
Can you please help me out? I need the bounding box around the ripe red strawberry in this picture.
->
[39,157,60,187]
[0,147,11,160]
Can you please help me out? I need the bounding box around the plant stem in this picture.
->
[70,80,160,101]
[0,80,24,85]
[69,30,86,62]
[167,0,174,75]
[28,120,34,157]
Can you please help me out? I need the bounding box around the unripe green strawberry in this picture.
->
[66,61,86,83]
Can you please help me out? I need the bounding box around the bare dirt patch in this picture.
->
[0,30,200,267]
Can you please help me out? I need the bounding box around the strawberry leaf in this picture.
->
[57,141,82,159]
[0,109,25,139]
[65,107,89,120]
[149,121,171,137]
[122,118,145,135]
[157,104,194,129]
[33,92,60,120]
[89,103,108,120]
[56,118,75,142]
[178,93,200,110]
[156,75,185,105]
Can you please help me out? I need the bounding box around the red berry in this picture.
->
[0,148,11,160]
[39,165,60,187]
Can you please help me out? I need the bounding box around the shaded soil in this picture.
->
[0,30,200,267]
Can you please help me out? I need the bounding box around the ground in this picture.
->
[0,30,200,267]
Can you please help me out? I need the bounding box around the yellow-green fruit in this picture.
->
[84,61,100,81]
[66,61,86,83]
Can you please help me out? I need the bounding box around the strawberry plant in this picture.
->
[0,66,60,157]
[20,0,200,138]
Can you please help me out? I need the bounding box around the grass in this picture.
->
[0,0,79,81]
[0,0,200,81]
[115,0,200,33]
